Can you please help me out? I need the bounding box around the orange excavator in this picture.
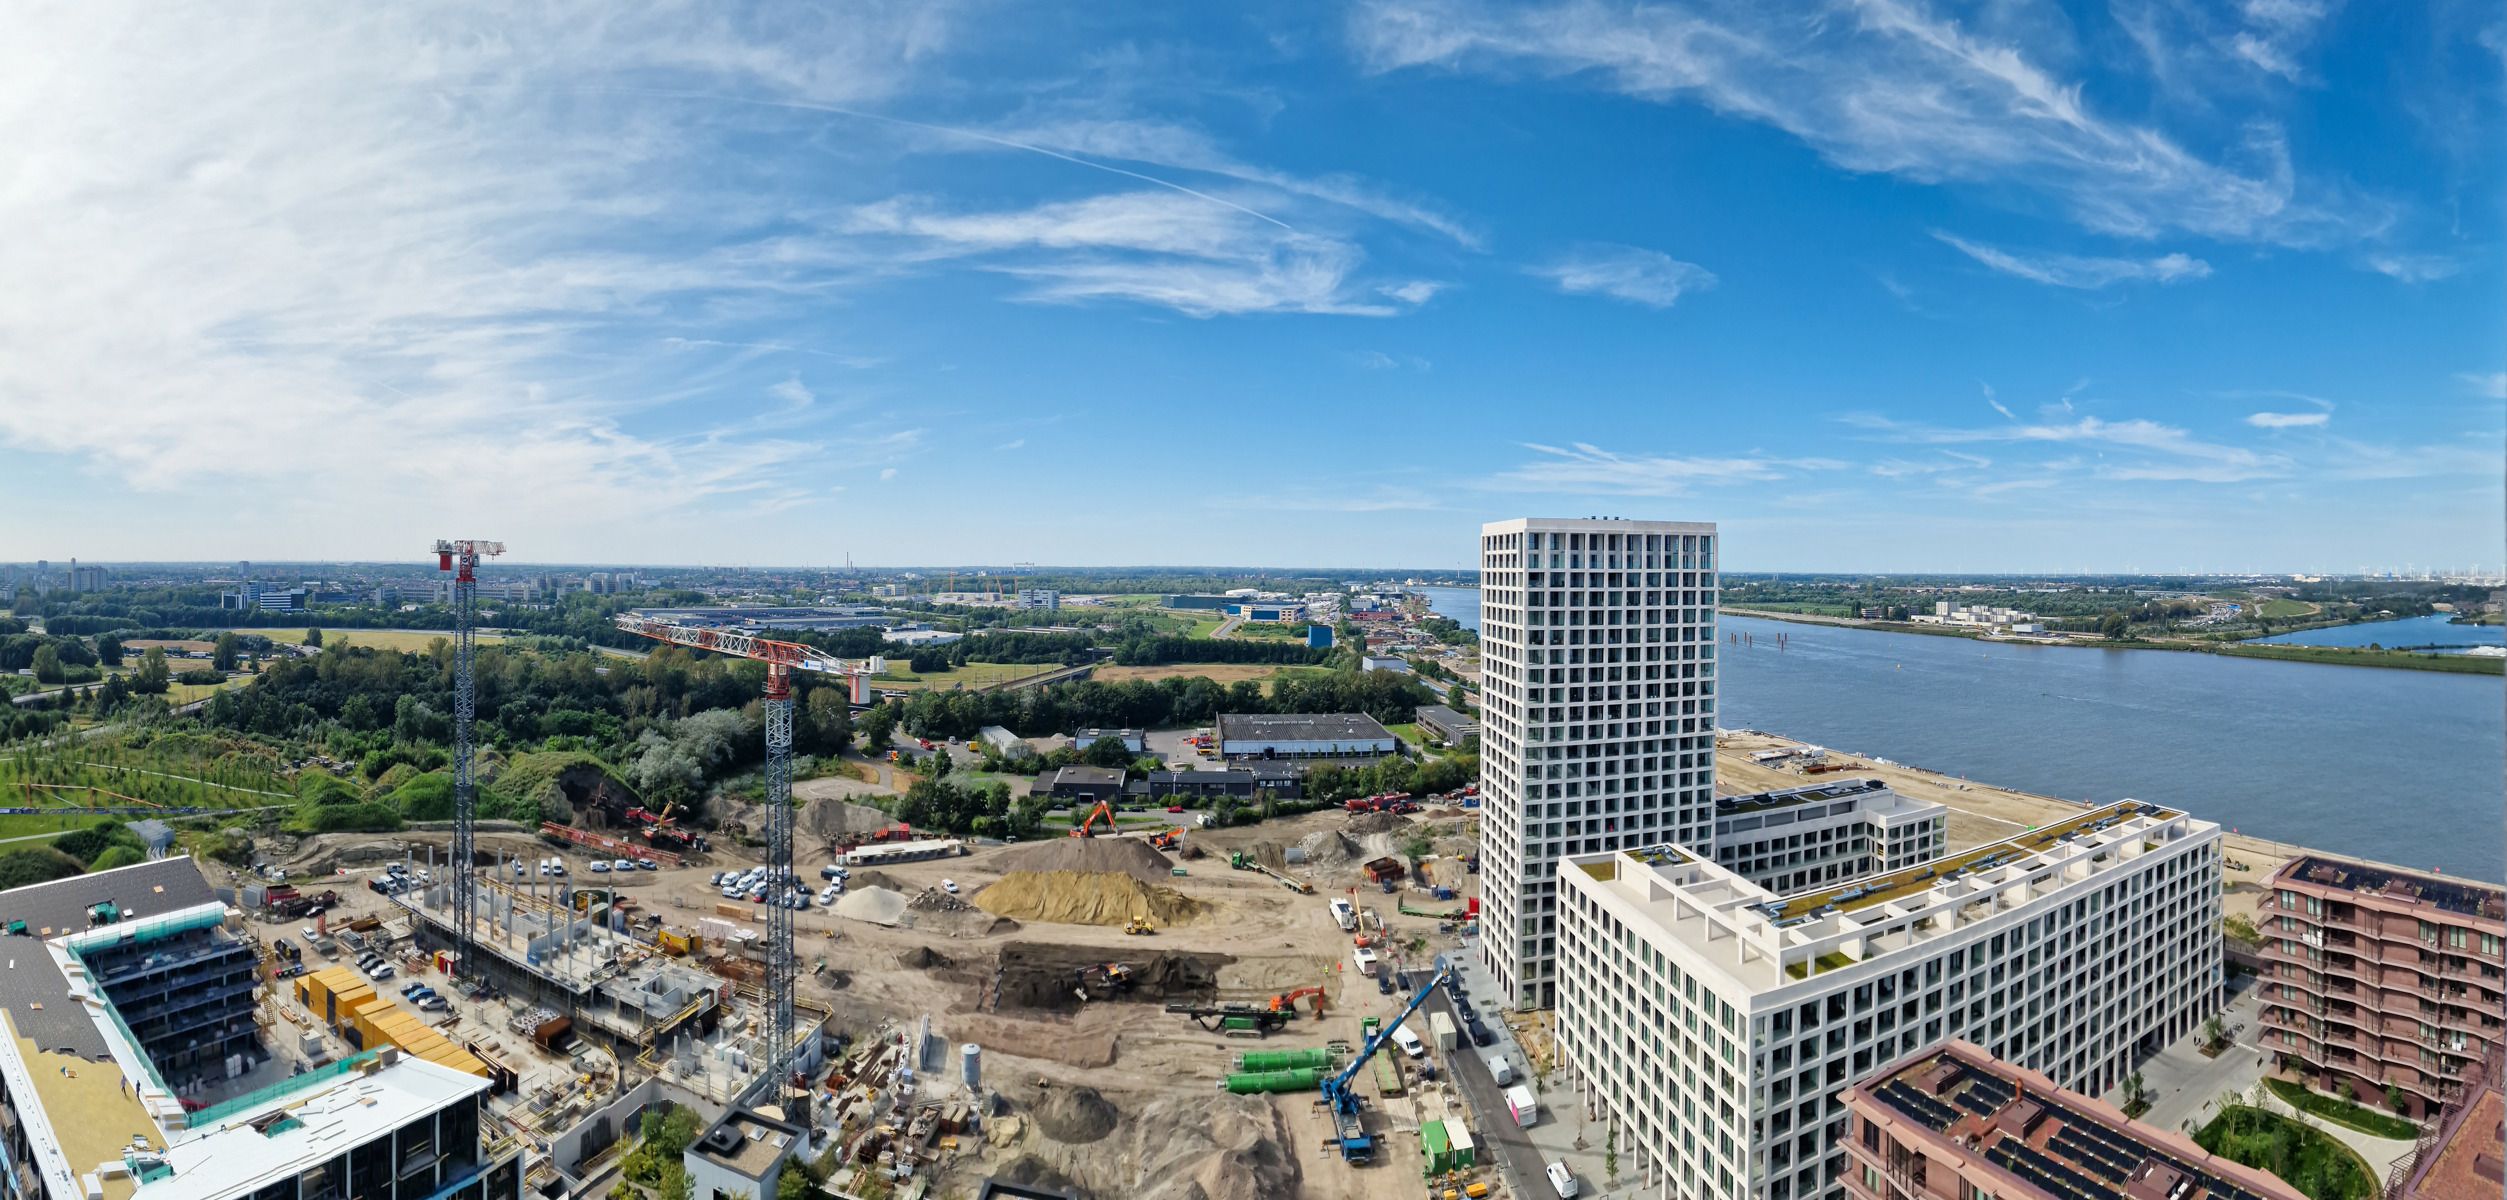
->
[1069,799,1116,839]
[1268,985,1328,1019]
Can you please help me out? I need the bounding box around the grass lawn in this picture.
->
[2258,598,2318,619]
[1385,722,1427,747]
[1231,622,1306,641]
[2217,643,2502,675]
[1091,662,1333,686]
[2198,1104,2377,1200]
[2265,1079,2419,1140]
[1186,615,1226,638]
[265,628,509,652]
[167,676,251,705]
[869,661,1062,691]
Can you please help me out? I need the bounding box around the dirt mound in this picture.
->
[897,946,952,970]
[1294,829,1362,868]
[994,942,1231,1012]
[833,886,907,926]
[1031,1085,1120,1144]
[848,870,904,891]
[974,871,1209,927]
[1005,1090,1300,1200]
[1348,811,1414,835]
[993,1156,1089,1198]
[908,887,975,913]
[991,837,1173,883]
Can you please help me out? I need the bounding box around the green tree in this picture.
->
[927,747,952,779]
[211,632,240,671]
[775,1167,813,1200]
[2099,612,2130,640]
[30,644,63,684]
[96,634,124,667]
[305,627,323,648]
[0,848,84,889]
[132,647,171,695]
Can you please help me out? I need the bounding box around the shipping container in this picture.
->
[1420,1120,1453,1177]
[1428,1011,1457,1051]
[1449,1122,1477,1168]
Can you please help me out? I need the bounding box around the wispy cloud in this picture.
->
[1848,413,2289,482]
[2363,252,2463,283]
[1529,245,1716,308]
[1936,233,2212,289]
[1352,350,1432,371]
[844,191,1427,317]
[995,438,1027,451]
[2460,372,2507,400]
[1352,0,2381,245]
[2245,410,2329,428]
[1486,442,1845,497]
[1982,382,2015,420]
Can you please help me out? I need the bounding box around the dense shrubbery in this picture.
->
[889,669,1431,740]
[2195,1104,2374,1200]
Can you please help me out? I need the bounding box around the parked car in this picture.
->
[588,860,611,874]
[636,858,658,871]
[942,879,959,894]
[612,859,635,872]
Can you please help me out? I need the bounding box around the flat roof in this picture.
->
[2279,854,2506,922]
[1214,713,1395,742]
[1858,1040,2302,1200]
[692,1108,803,1179]
[153,1057,486,1200]
[1041,766,1124,787]
[0,857,222,1060]
[1770,801,2176,922]
[1714,778,1891,815]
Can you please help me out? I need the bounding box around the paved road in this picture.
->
[1429,985,1542,1200]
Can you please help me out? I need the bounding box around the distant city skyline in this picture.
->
[1,5,2497,571]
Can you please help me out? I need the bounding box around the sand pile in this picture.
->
[975,871,1209,927]
[832,886,907,926]
[1347,811,1414,836]
[902,887,1019,938]
[1007,1090,1300,1200]
[992,837,1173,883]
[1296,828,1404,875]
[1031,1085,1120,1144]
[847,869,904,891]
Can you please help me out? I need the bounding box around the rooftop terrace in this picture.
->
[2281,855,2507,922]
[1768,801,2178,923]
[1860,1041,2299,1200]
[1713,778,1890,815]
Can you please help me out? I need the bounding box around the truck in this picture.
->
[1428,1010,1457,1051]
[1351,947,1378,976]
[1505,1083,1539,1127]
[1328,897,1356,932]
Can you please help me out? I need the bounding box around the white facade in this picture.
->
[1554,800,2223,1200]
[1710,780,1947,894]
[1477,518,1719,1009]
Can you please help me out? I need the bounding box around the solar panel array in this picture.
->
[1876,1080,1960,1132]
[1987,1138,2119,1200]
[2036,1100,2274,1200]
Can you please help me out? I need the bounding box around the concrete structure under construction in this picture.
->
[1840,1040,2303,1200]
[1711,779,1947,895]
[0,857,523,1200]
[1554,799,2223,1200]
[2257,853,2506,1118]
[1477,516,1721,1009]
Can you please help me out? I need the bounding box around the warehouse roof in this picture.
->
[1215,713,1395,742]
[1041,765,1125,788]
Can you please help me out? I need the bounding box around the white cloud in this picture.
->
[2363,253,2463,283]
[0,4,961,549]
[1486,442,1845,497]
[2460,372,2507,400]
[2245,410,2329,428]
[995,438,1027,451]
[1982,382,2015,420]
[879,468,900,481]
[1353,350,1432,371]
[1848,413,2288,482]
[1935,233,2212,289]
[1352,0,2378,244]
[1529,245,1716,308]
[844,191,1425,317]
[1379,280,1449,304]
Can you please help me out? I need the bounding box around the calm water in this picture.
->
[1424,586,2503,879]
[2249,612,2504,654]
[1419,585,1479,631]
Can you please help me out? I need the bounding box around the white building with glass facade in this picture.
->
[1476,517,1719,1010]
[1554,800,2223,1200]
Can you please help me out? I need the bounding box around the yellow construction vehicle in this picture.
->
[1124,916,1156,936]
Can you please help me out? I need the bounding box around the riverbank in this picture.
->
[1718,607,2503,676]
[1717,729,2313,922]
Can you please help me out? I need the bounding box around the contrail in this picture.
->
[575,86,1297,231]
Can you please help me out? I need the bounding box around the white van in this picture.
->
[1546,1161,1579,1198]
[1351,946,1378,976]
[1482,1050,1516,1086]
[1391,1025,1427,1059]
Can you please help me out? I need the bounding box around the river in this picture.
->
[1421,586,2504,879]
[2248,612,2504,655]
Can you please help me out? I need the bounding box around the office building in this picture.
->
[65,561,106,593]
[1413,704,1480,745]
[1478,517,1720,1009]
[1840,1040,2303,1200]
[1212,713,1396,760]
[0,858,523,1200]
[220,584,308,612]
[1554,800,2222,1200]
[1014,588,1059,610]
[2256,854,2506,1118]
[1711,780,1947,895]
[1038,766,1126,805]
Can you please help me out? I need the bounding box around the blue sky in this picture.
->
[1,1,2499,572]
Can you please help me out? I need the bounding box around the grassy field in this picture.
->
[869,660,1065,691]
[263,628,509,652]
[2257,598,2318,619]
[1185,614,1226,638]
[1386,722,1427,747]
[1089,662,1333,686]
[2216,642,2501,674]
[0,741,291,840]
[1230,622,1307,642]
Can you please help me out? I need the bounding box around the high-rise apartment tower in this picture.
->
[1477,517,1719,1008]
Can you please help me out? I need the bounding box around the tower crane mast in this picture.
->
[432,538,503,975]
[611,615,878,1082]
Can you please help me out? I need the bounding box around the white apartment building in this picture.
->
[1555,800,2223,1200]
[1711,779,1947,895]
[1478,517,1719,1009]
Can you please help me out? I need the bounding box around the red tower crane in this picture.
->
[610,615,878,1082]
[433,538,503,974]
